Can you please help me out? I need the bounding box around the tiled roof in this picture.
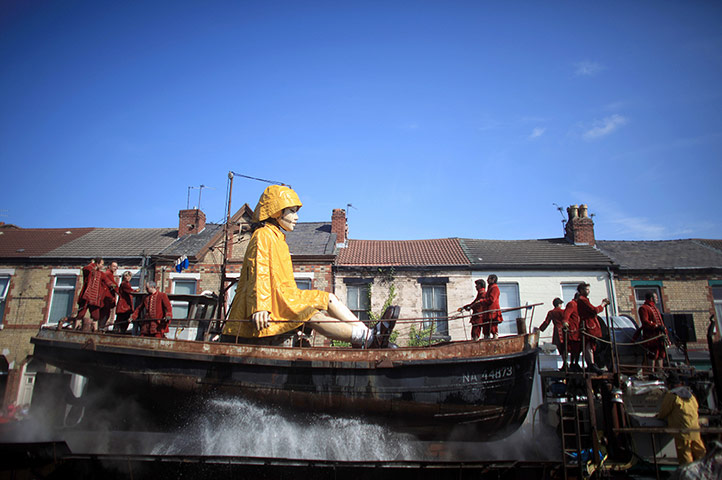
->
[337,238,468,266]
[695,239,722,253]
[0,228,94,257]
[160,224,223,257]
[42,228,178,258]
[286,222,336,256]
[459,238,616,268]
[596,240,722,270]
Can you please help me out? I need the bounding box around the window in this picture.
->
[561,283,579,304]
[347,284,370,322]
[497,283,520,336]
[172,278,197,319]
[295,278,313,290]
[0,275,10,325]
[634,285,664,312]
[712,286,722,331]
[422,284,448,335]
[48,275,77,324]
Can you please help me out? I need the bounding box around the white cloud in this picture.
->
[582,114,628,140]
[574,60,604,77]
[528,127,545,140]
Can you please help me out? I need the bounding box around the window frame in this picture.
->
[633,284,664,314]
[0,269,14,326]
[496,282,521,336]
[46,270,80,325]
[347,284,371,322]
[170,273,199,320]
[420,283,448,336]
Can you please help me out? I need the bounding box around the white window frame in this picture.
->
[561,283,580,304]
[633,285,664,313]
[294,272,314,290]
[711,286,722,335]
[225,272,240,312]
[0,269,14,326]
[347,283,371,322]
[46,270,80,325]
[421,284,448,336]
[497,282,521,336]
[170,273,199,319]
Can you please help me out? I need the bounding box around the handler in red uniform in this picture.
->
[81,260,109,331]
[75,258,102,328]
[639,292,669,374]
[576,282,610,375]
[99,261,118,331]
[539,298,567,370]
[132,280,172,338]
[563,294,582,370]
[114,271,136,334]
[459,279,486,340]
[479,274,503,339]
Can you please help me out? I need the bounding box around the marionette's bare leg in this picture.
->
[307,312,356,341]
[326,294,360,322]
[309,295,373,345]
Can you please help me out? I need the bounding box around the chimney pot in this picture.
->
[579,204,588,218]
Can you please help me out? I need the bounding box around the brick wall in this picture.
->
[614,273,722,350]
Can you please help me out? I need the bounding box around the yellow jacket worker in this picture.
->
[657,372,707,464]
[224,185,376,346]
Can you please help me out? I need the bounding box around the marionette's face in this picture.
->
[109,262,118,274]
[652,293,658,304]
[277,206,299,231]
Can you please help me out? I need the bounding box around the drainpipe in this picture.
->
[607,267,618,316]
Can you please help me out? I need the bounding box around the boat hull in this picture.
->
[31,329,539,440]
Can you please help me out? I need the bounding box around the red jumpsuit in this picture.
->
[115,280,135,333]
[539,306,566,354]
[463,288,486,340]
[99,270,118,329]
[76,262,96,318]
[132,291,172,338]
[480,283,503,337]
[564,299,581,355]
[639,300,668,360]
[577,295,604,352]
[82,267,106,321]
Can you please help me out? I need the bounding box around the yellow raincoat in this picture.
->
[657,387,707,464]
[223,186,329,338]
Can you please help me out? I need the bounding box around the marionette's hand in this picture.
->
[602,298,610,306]
[457,307,466,313]
[253,311,271,330]
[563,322,569,331]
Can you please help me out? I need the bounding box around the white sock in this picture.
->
[351,325,370,345]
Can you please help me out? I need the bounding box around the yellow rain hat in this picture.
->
[253,185,302,222]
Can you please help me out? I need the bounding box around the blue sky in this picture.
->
[1,1,720,241]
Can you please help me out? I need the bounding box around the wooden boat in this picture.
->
[30,310,539,441]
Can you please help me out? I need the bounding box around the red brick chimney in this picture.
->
[178,209,206,238]
[565,204,595,246]
[331,209,347,245]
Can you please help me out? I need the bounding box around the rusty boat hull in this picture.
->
[31,329,539,440]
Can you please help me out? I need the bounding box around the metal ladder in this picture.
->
[559,401,593,479]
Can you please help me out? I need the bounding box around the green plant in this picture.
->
[408,322,438,347]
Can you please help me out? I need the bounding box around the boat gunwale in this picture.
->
[32,327,539,370]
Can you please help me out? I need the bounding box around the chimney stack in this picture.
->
[178,209,206,238]
[331,209,348,246]
[565,203,595,246]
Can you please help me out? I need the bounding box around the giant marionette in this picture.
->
[223,185,385,347]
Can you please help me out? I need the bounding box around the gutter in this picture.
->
[607,267,618,315]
